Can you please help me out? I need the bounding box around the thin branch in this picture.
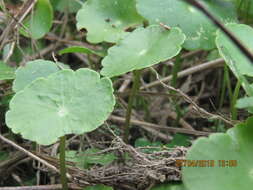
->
[109,115,210,136]
[149,68,235,126]
[0,0,37,50]
[141,58,224,89]
[0,134,60,175]
[0,184,81,190]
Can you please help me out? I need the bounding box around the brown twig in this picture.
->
[0,184,81,190]
[0,134,61,176]
[69,139,187,189]
[21,43,62,65]
[141,58,224,89]
[149,68,235,126]
[109,115,210,136]
[0,0,37,51]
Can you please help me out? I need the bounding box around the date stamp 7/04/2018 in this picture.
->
[176,159,238,168]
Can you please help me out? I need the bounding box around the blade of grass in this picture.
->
[124,70,142,143]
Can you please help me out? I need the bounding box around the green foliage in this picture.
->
[6,68,115,145]
[13,59,60,92]
[50,0,83,13]
[20,0,53,39]
[101,25,185,77]
[81,148,116,166]
[216,23,253,96]
[3,0,253,189]
[0,61,15,80]
[167,134,191,148]
[151,184,186,190]
[0,151,9,161]
[76,0,144,43]
[134,137,163,153]
[236,97,253,109]
[234,0,253,21]
[135,134,190,153]
[182,117,253,190]
[59,46,105,57]
[136,0,237,50]
[0,94,13,107]
[66,149,116,169]
[85,184,113,190]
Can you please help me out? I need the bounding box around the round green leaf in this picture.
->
[76,0,144,43]
[13,59,60,92]
[0,61,15,80]
[136,0,237,50]
[20,0,53,39]
[182,117,253,190]
[216,23,253,95]
[6,69,115,145]
[100,25,185,77]
[50,0,83,13]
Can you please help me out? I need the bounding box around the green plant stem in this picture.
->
[231,80,241,120]
[171,55,182,126]
[124,70,141,143]
[218,66,227,109]
[171,55,182,88]
[224,64,233,103]
[59,136,68,190]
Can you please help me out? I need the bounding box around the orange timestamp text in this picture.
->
[175,159,238,167]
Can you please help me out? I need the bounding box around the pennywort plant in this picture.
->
[100,25,185,142]
[78,0,253,189]
[2,0,253,189]
[5,60,115,189]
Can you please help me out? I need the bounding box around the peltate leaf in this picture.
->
[136,0,237,50]
[182,117,253,190]
[76,0,144,43]
[6,68,115,145]
[13,59,60,92]
[20,0,53,39]
[101,25,185,77]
